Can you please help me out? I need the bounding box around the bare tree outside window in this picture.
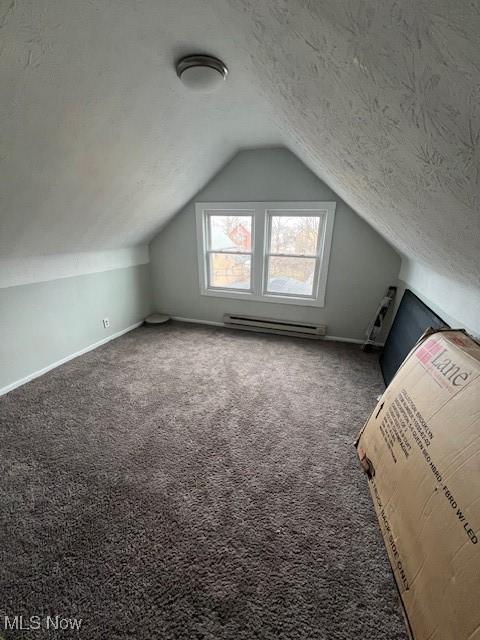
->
[267,214,322,295]
[196,202,335,307]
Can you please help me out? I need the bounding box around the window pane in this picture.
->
[266,256,316,296]
[269,214,321,255]
[208,214,252,252]
[209,253,251,289]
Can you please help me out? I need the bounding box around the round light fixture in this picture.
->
[176,54,228,92]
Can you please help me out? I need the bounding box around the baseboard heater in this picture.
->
[223,313,327,339]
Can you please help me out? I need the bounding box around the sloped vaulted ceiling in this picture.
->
[211,0,480,287]
[1,1,479,288]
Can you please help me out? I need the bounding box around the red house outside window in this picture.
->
[228,223,251,251]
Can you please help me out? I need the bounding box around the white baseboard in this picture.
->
[324,335,384,346]
[0,321,143,397]
[1,318,384,397]
[323,335,364,344]
[169,315,383,346]
[170,316,224,327]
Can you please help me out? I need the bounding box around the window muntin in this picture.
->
[196,202,335,308]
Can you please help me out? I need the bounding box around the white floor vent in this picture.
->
[223,314,327,339]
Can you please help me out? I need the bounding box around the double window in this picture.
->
[195,202,335,307]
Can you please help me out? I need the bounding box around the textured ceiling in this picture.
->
[210,0,480,287]
[1,0,479,288]
[0,0,280,257]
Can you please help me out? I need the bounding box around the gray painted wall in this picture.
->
[0,264,152,391]
[150,149,401,340]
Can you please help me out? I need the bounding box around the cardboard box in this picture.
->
[356,330,480,640]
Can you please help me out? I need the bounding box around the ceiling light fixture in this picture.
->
[176,54,228,92]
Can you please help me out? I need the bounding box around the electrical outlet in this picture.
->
[103,318,110,328]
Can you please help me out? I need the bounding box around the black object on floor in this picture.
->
[380,289,448,385]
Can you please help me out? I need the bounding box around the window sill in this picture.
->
[200,289,325,308]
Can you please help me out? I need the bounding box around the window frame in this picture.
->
[205,210,255,293]
[195,201,336,308]
[264,209,325,301]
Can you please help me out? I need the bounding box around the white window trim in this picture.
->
[195,201,336,308]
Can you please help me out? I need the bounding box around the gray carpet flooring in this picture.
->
[0,322,408,639]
